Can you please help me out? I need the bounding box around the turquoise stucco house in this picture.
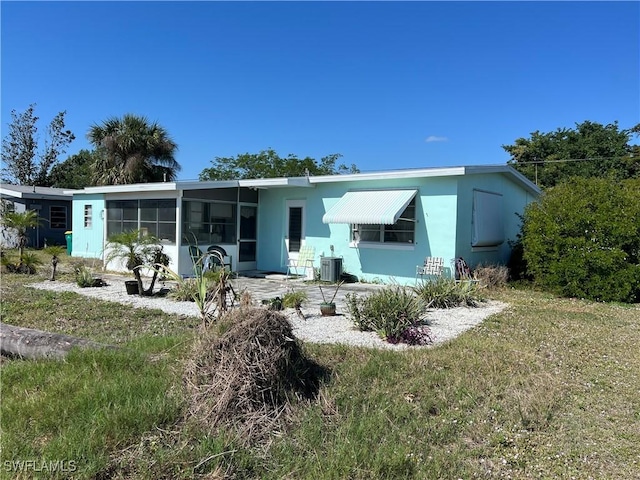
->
[67,164,540,285]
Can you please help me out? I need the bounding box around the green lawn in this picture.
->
[1,256,639,479]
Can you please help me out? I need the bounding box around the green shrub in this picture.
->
[346,286,426,342]
[522,177,640,303]
[1,249,43,274]
[413,277,484,308]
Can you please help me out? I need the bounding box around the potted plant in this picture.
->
[318,281,344,316]
[104,229,170,296]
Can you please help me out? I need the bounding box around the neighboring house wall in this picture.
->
[0,200,22,248]
[0,186,72,249]
[71,194,106,259]
[1,198,71,248]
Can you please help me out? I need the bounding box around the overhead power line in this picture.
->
[513,155,636,165]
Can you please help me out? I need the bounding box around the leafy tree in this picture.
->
[47,149,97,189]
[503,121,639,188]
[199,149,358,180]
[1,104,75,186]
[521,177,640,303]
[87,114,180,185]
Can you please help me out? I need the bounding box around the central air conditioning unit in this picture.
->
[320,256,343,283]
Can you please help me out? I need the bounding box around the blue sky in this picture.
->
[2,1,638,181]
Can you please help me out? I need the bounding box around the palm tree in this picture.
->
[87,114,180,185]
[1,209,40,262]
[104,229,170,296]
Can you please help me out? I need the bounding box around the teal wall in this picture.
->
[256,177,459,284]
[71,194,105,259]
[455,173,535,268]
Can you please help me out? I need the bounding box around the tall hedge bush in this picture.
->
[521,177,640,303]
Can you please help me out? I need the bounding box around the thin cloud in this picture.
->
[425,135,448,143]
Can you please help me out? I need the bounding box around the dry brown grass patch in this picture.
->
[474,263,510,289]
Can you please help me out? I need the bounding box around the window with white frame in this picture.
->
[84,204,93,228]
[351,198,416,244]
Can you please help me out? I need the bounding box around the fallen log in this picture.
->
[0,322,116,360]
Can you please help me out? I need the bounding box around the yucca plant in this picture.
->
[156,250,234,326]
[413,277,484,308]
[346,286,426,343]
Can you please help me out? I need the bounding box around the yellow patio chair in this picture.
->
[286,245,315,280]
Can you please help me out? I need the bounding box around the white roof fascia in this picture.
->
[176,180,240,190]
[70,183,180,195]
[0,187,23,199]
[308,167,467,184]
[0,185,70,201]
[239,177,314,189]
[464,165,541,196]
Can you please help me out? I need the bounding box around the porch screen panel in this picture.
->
[107,200,137,237]
[210,203,236,244]
[140,199,176,243]
[182,200,236,245]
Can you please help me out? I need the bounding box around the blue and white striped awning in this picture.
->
[322,189,417,225]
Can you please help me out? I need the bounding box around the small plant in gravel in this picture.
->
[74,265,105,288]
[169,278,199,301]
[282,289,308,309]
[159,255,235,326]
[283,288,307,319]
[346,286,429,344]
[262,296,283,311]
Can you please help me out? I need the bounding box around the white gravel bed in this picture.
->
[30,280,507,350]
